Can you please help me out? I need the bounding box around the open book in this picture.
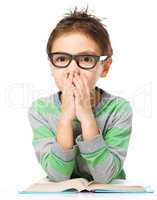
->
[20,177,153,193]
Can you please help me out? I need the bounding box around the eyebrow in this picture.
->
[50,51,99,56]
[52,50,97,55]
[76,50,97,55]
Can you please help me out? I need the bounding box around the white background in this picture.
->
[0,0,156,195]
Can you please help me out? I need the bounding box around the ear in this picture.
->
[100,57,112,77]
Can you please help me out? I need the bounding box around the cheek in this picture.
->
[91,65,102,84]
[84,68,101,89]
[84,74,97,89]
[52,72,64,91]
[54,78,62,91]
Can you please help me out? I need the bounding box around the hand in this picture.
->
[71,72,94,122]
[60,72,76,121]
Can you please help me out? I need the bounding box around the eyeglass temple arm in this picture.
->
[99,56,110,61]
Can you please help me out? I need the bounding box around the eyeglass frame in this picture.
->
[48,52,110,70]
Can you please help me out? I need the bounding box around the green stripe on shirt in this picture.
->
[81,147,109,167]
[32,126,55,140]
[32,99,59,115]
[40,151,75,176]
[104,127,131,150]
[96,99,132,117]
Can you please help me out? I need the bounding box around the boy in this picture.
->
[28,8,133,183]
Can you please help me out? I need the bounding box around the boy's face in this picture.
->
[49,32,111,93]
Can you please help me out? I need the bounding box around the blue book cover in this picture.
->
[19,177,154,194]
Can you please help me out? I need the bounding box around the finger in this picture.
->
[63,73,70,97]
[67,72,75,96]
[81,74,90,97]
[71,83,78,99]
[67,72,73,87]
[73,73,83,97]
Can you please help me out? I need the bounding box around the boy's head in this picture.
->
[47,7,112,93]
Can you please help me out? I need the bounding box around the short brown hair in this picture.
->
[46,7,113,56]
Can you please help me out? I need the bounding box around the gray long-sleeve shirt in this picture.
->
[28,86,133,183]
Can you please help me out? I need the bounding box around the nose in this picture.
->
[66,59,80,76]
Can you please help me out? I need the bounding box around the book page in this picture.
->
[87,179,145,192]
[23,177,89,192]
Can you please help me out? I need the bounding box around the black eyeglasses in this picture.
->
[48,52,109,69]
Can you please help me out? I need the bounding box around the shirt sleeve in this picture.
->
[28,100,77,182]
[76,99,133,183]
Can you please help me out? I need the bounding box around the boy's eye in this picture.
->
[55,56,68,62]
[51,54,70,67]
[79,56,95,63]
[53,55,70,66]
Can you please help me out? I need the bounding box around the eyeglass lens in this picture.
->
[51,54,97,68]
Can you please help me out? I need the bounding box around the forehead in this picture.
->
[51,32,101,55]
